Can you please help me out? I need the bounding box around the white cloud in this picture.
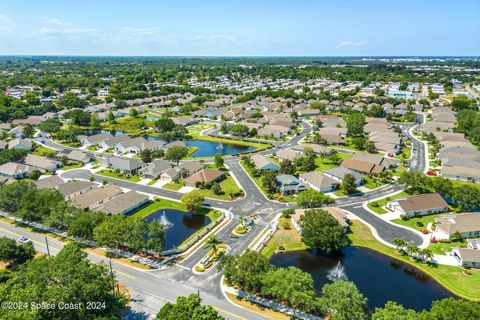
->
[36,27,97,36]
[0,14,10,22]
[339,40,369,47]
[119,27,160,37]
[46,18,72,27]
[182,35,236,41]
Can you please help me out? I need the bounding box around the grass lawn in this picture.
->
[61,161,84,171]
[96,169,141,182]
[162,180,185,191]
[392,165,408,177]
[363,176,385,189]
[314,153,351,172]
[262,217,308,258]
[187,146,199,156]
[194,175,243,200]
[146,179,158,186]
[32,145,57,158]
[392,213,440,231]
[428,240,468,255]
[349,220,480,301]
[101,116,154,134]
[450,180,480,190]
[367,191,409,214]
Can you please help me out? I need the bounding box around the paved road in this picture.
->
[29,116,430,318]
[0,220,265,320]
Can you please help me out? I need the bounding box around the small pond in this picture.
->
[146,136,256,157]
[270,247,453,311]
[83,129,255,157]
[144,209,211,250]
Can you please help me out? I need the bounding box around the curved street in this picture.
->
[34,116,429,318]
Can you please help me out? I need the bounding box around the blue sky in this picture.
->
[0,0,479,56]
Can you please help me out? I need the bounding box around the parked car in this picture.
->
[18,236,30,244]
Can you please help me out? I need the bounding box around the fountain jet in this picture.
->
[327,261,348,281]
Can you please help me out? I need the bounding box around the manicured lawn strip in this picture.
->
[262,217,308,258]
[450,180,480,190]
[367,191,409,214]
[392,214,439,231]
[146,179,158,186]
[61,161,84,171]
[428,240,467,255]
[187,146,199,156]
[32,145,58,158]
[194,175,242,200]
[349,220,480,301]
[363,176,385,189]
[96,169,141,182]
[162,180,185,191]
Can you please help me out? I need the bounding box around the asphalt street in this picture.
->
[21,116,430,318]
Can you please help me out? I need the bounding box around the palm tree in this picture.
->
[421,248,434,263]
[205,236,222,257]
[392,238,407,252]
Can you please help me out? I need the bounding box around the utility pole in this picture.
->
[45,236,50,258]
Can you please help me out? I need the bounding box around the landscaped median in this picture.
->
[193,243,229,273]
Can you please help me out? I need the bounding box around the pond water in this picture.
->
[144,209,211,250]
[144,116,160,121]
[83,129,255,157]
[147,136,256,157]
[269,247,453,311]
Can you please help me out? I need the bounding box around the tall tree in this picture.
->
[299,209,351,252]
[319,280,369,320]
[181,190,205,213]
[156,294,224,320]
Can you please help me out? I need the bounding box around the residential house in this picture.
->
[291,144,332,156]
[100,135,131,150]
[23,154,61,172]
[57,149,92,163]
[34,175,64,189]
[97,191,150,215]
[340,158,385,175]
[452,246,480,268]
[299,171,339,193]
[80,133,112,146]
[275,149,299,162]
[0,162,35,179]
[102,156,144,175]
[140,159,171,179]
[184,169,225,187]
[386,193,449,218]
[8,138,32,150]
[433,212,480,240]
[71,185,124,210]
[276,174,307,195]
[58,180,97,200]
[323,167,364,186]
[179,161,203,177]
[250,154,280,171]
